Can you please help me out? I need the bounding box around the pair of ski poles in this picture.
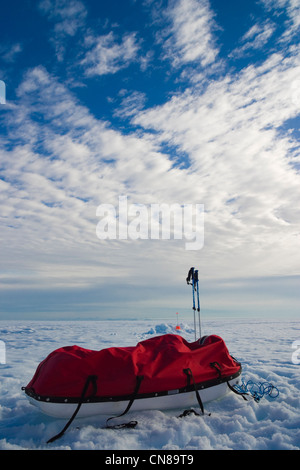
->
[186,267,201,341]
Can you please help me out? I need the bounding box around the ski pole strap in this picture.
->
[106,375,144,429]
[47,374,98,444]
[186,267,194,285]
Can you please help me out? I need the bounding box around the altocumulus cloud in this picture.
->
[0,0,300,319]
[1,66,201,295]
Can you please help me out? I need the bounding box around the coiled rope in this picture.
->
[232,379,279,402]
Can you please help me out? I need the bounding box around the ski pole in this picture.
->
[186,267,197,340]
[190,268,196,340]
[192,271,197,340]
[195,270,201,338]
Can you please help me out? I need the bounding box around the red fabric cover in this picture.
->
[26,334,241,398]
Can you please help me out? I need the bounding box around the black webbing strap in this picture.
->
[210,361,222,378]
[106,375,144,429]
[186,267,193,284]
[47,374,98,444]
[178,408,201,418]
[227,380,249,401]
[183,368,204,415]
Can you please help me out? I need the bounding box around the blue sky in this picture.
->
[0,0,300,321]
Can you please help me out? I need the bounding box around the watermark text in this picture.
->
[0,340,6,364]
[0,80,6,104]
[291,340,300,365]
[96,196,204,250]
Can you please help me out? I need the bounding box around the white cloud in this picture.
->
[260,0,300,39]
[1,67,198,291]
[2,35,300,305]
[38,0,87,61]
[38,0,87,34]
[132,47,300,277]
[81,31,140,76]
[230,20,276,58]
[37,0,144,73]
[0,43,23,63]
[160,0,219,68]
[113,90,147,118]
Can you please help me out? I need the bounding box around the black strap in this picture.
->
[106,375,144,429]
[47,375,98,444]
[183,368,204,415]
[106,420,138,429]
[186,267,194,285]
[210,361,222,378]
[178,409,200,418]
[227,380,249,401]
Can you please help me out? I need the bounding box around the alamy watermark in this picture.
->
[96,196,204,250]
[0,340,6,364]
[0,80,6,104]
[291,340,300,365]
[291,79,300,107]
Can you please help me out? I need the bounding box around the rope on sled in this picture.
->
[230,379,279,403]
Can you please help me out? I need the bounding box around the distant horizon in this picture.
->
[1,272,299,321]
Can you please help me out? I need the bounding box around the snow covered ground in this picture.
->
[0,318,299,450]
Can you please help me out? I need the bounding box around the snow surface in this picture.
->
[0,318,299,450]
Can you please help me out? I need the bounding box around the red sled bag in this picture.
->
[23,334,242,442]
